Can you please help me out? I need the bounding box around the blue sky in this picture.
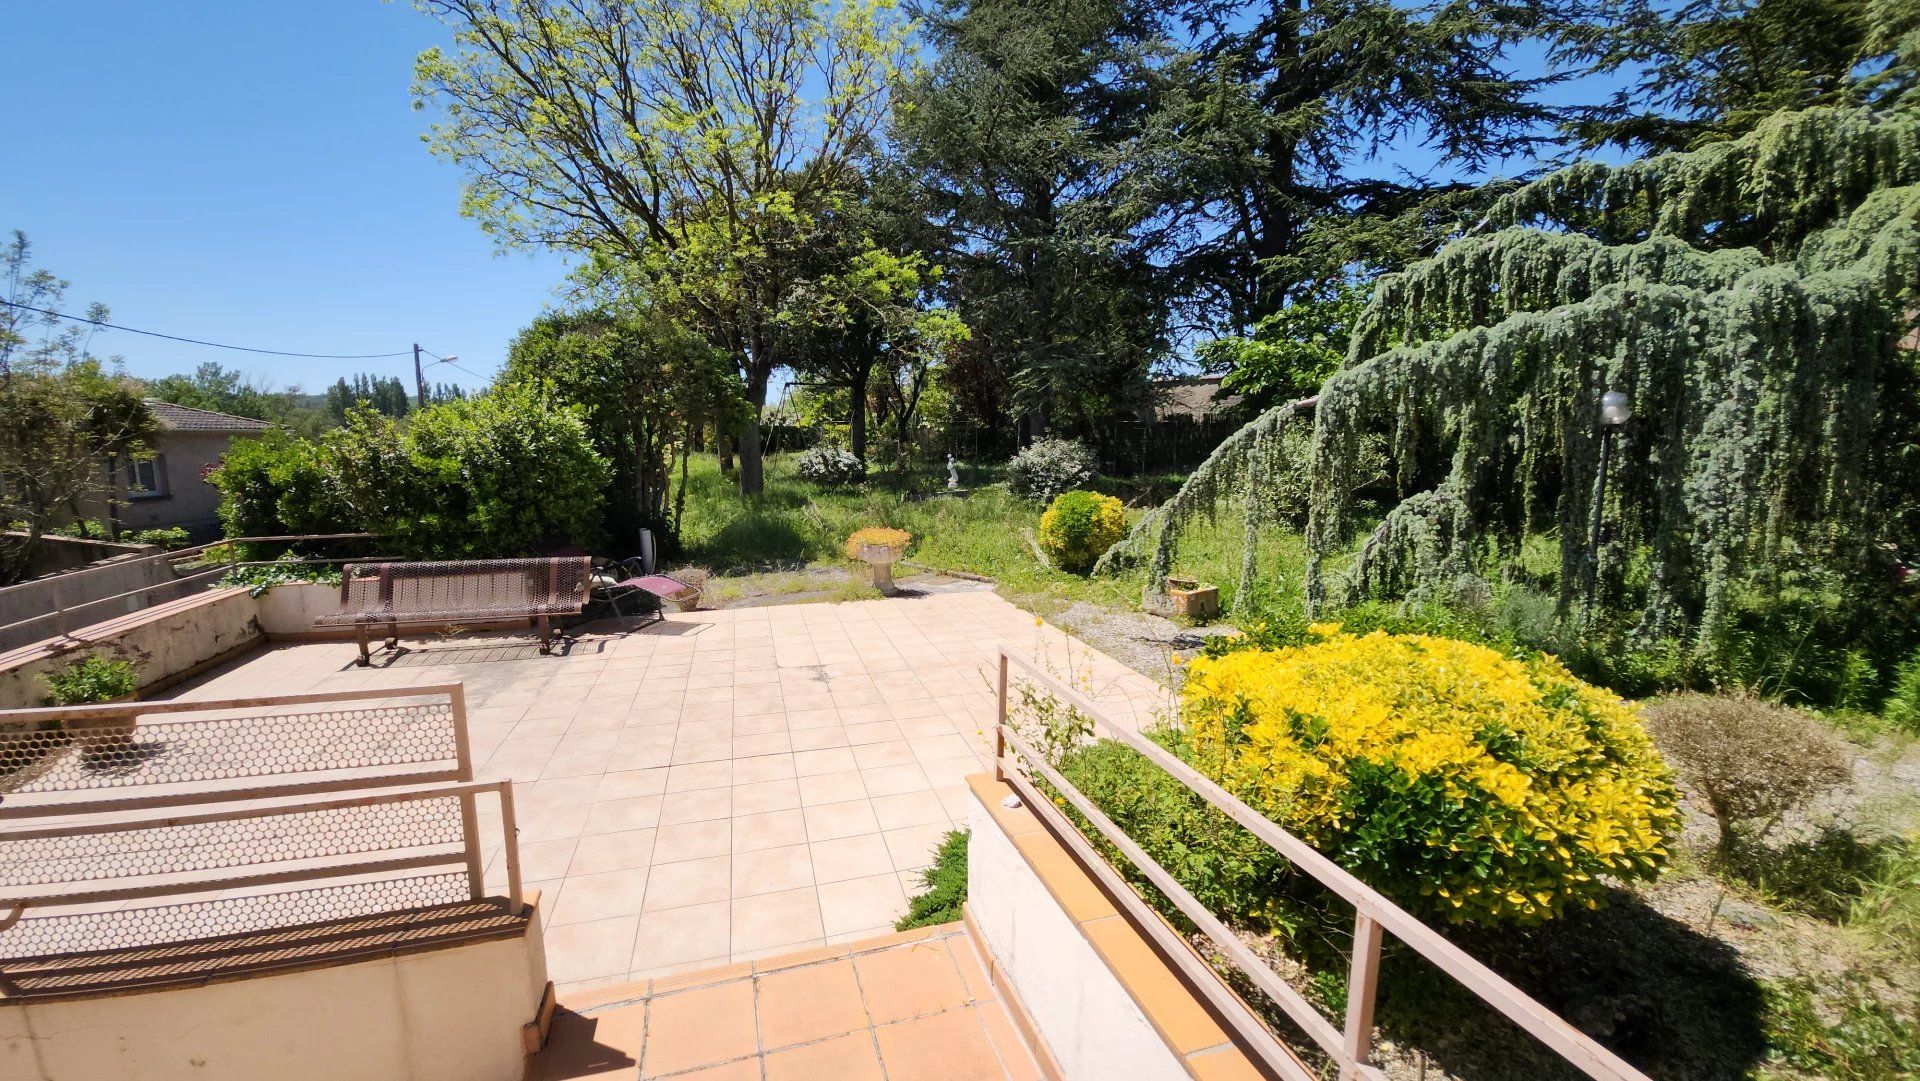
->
[1,4,1624,396]
[0,1,570,393]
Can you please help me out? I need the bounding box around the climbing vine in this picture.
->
[1109,107,1920,656]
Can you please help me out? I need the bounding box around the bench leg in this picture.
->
[537,615,551,654]
[355,624,371,667]
[385,619,400,651]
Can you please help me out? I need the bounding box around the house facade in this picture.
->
[87,400,271,539]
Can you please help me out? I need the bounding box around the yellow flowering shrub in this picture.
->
[844,527,912,561]
[1182,627,1678,924]
[1038,490,1126,573]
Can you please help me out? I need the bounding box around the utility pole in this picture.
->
[413,343,429,409]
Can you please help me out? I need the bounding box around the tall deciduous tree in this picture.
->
[411,0,910,494]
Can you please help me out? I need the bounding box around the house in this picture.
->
[1145,374,1241,421]
[88,400,271,539]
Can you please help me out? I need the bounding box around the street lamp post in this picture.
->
[1587,390,1633,603]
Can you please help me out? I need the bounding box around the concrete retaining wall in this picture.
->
[0,588,263,709]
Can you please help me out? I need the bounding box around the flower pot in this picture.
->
[1165,577,1219,620]
[859,544,901,595]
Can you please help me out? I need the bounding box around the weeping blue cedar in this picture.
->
[1106,107,1920,645]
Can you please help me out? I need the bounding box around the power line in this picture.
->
[0,300,414,360]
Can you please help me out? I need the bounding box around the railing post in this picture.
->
[498,783,525,916]
[1341,911,1385,1080]
[994,651,1009,781]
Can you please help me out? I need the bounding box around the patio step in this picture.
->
[528,922,1047,1080]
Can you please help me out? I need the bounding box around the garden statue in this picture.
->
[947,454,960,491]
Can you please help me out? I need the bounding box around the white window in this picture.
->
[128,455,168,499]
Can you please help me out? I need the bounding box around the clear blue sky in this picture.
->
[0,1,570,393]
[1,4,1623,395]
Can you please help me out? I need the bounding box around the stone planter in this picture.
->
[859,544,902,595]
[1164,577,1219,620]
[254,580,346,636]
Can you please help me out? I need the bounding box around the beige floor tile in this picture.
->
[843,721,904,745]
[731,844,815,897]
[764,1032,886,1081]
[675,1060,762,1081]
[542,915,641,983]
[654,819,733,864]
[733,778,803,815]
[789,727,851,751]
[793,747,857,776]
[732,809,810,852]
[667,760,734,792]
[550,867,652,926]
[645,855,731,910]
[809,834,894,884]
[660,787,733,825]
[642,980,758,1077]
[594,768,668,801]
[851,741,916,769]
[518,837,581,881]
[582,795,664,836]
[798,770,868,807]
[804,800,882,842]
[861,764,932,798]
[755,959,869,1051]
[631,901,731,971]
[818,873,908,938]
[731,751,796,783]
[568,828,657,876]
[731,887,824,954]
[870,791,949,831]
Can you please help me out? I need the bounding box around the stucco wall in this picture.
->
[0,548,186,652]
[77,429,250,536]
[0,587,262,708]
[966,784,1188,1081]
[0,909,549,1081]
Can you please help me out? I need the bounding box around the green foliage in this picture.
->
[39,653,138,706]
[125,526,191,550]
[1765,974,1920,1080]
[1006,439,1099,505]
[148,362,295,424]
[896,830,971,930]
[211,389,610,559]
[323,373,415,422]
[794,446,866,486]
[1201,283,1368,404]
[1886,647,1920,732]
[217,558,344,598]
[1058,734,1290,925]
[1038,491,1127,574]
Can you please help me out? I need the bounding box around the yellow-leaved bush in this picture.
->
[1182,627,1678,924]
[1038,490,1126,574]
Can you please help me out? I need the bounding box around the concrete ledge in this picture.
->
[0,893,550,1081]
[965,773,1267,1081]
[0,587,264,708]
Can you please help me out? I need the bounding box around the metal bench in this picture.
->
[0,685,526,992]
[315,556,592,665]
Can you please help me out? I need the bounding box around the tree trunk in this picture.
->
[848,361,871,467]
[738,365,771,495]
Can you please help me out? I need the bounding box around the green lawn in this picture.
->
[671,451,1284,619]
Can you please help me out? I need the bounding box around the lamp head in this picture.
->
[1600,390,1633,427]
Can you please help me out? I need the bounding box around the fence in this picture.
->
[0,533,383,653]
[992,646,1653,1081]
[0,684,523,968]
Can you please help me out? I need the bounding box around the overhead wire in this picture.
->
[0,299,414,360]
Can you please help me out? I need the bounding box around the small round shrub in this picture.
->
[1038,490,1126,574]
[795,446,865,486]
[844,527,912,561]
[1006,439,1098,504]
[1181,627,1680,924]
[40,653,139,706]
[1642,693,1853,853]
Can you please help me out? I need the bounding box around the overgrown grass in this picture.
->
[674,452,1261,618]
[896,830,970,930]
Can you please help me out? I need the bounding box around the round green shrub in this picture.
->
[1006,439,1099,504]
[1038,490,1126,574]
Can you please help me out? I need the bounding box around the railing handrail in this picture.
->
[995,645,1653,1081]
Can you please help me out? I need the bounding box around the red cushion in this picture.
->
[625,574,693,598]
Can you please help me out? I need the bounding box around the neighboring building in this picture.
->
[84,400,271,539]
[1145,374,1242,422]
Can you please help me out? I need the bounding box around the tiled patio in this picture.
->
[530,924,1041,1080]
[168,587,1171,994]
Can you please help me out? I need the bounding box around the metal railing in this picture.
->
[992,645,1653,1081]
[0,684,524,965]
[0,533,384,649]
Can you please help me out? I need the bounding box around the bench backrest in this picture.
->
[338,556,592,620]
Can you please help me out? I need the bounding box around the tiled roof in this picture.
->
[144,400,273,433]
[1151,376,1240,419]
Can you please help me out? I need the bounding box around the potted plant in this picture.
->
[665,567,710,611]
[844,528,912,595]
[1164,576,1220,620]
